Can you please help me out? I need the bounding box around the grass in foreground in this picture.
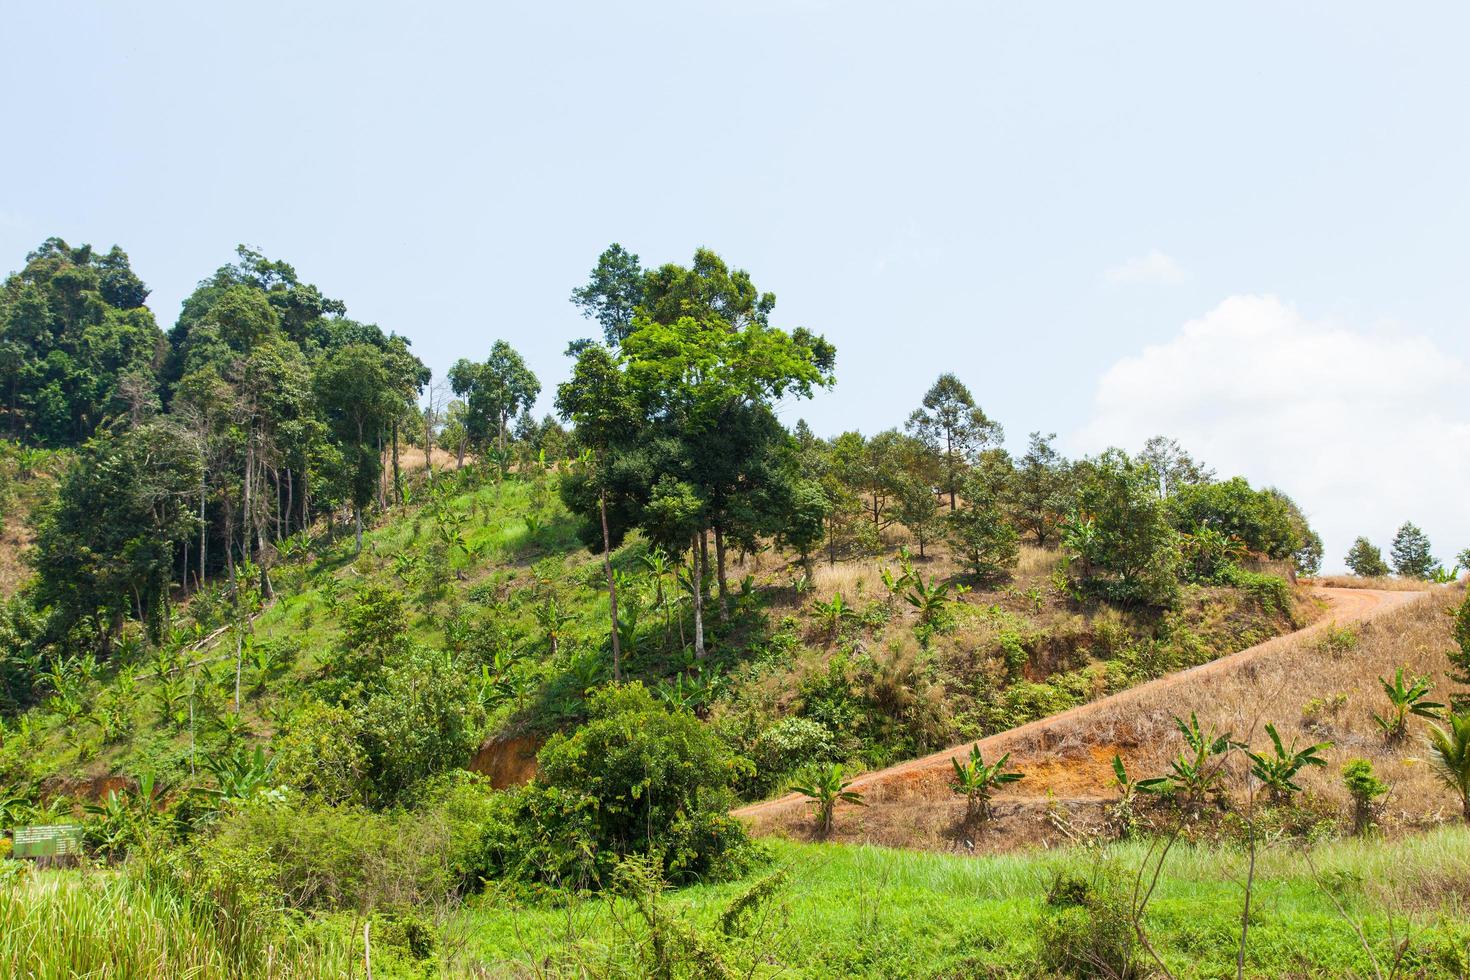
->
[454,828,1470,978]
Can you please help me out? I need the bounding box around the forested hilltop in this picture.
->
[3,239,1470,977]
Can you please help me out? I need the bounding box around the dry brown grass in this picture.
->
[1089,584,1465,825]
[0,510,32,596]
[742,585,1468,850]
[1308,574,1438,591]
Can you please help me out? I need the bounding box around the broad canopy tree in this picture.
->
[448,341,540,463]
[561,247,836,659]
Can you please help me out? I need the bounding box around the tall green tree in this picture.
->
[32,418,201,647]
[448,341,540,462]
[1063,449,1180,607]
[557,342,639,679]
[0,238,164,446]
[905,373,1002,511]
[314,343,402,551]
[1390,521,1435,579]
[1344,537,1390,577]
[570,243,645,346]
[1009,432,1072,546]
[948,472,1020,581]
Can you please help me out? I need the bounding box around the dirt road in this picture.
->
[734,586,1422,826]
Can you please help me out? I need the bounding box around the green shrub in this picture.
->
[1342,758,1389,835]
[355,647,485,806]
[748,717,837,795]
[1221,566,1293,617]
[271,701,367,804]
[1037,865,1140,978]
[189,796,468,916]
[1062,449,1180,608]
[535,682,754,884]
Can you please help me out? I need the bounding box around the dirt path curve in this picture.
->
[734,586,1422,823]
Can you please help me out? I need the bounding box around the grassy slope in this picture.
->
[455,830,1470,978]
[5,462,1308,808]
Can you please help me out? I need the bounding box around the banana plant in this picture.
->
[534,594,574,658]
[1372,667,1443,743]
[1161,713,1239,810]
[903,573,953,631]
[949,745,1025,823]
[790,764,866,838]
[1246,723,1331,804]
[196,745,278,814]
[810,592,858,642]
[391,552,423,583]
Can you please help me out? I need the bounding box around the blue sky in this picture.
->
[4,2,1468,570]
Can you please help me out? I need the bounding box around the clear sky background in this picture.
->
[3,2,1468,571]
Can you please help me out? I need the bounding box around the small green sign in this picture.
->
[12,824,83,859]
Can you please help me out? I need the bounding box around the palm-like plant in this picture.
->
[1107,754,1169,837]
[949,745,1024,823]
[1246,723,1331,804]
[1425,711,1470,821]
[1162,713,1238,810]
[535,594,574,658]
[790,764,866,838]
[903,573,952,629]
[197,745,278,812]
[810,593,857,642]
[1372,667,1443,743]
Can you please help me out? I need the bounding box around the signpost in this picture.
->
[11,824,83,860]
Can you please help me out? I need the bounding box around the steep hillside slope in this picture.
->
[740,585,1460,851]
[1,459,1317,807]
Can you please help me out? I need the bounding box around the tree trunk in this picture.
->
[233,626,243,712]
[355,508,364,553]
[376,434,387,509]
[392,421,402,506]
[242,439,254,565]
[424,410,434,480]
[714,526,730,621]
[692,533,706,659]
[600,490,621,680]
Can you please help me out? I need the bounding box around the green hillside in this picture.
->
[0,456,1308,804]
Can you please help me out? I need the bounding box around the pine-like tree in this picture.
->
[1390,521,1435,579]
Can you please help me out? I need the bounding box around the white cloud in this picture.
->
[1103,249,1188,285]
[1077,295,1470,572]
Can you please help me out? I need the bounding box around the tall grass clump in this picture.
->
[0,867,349,979]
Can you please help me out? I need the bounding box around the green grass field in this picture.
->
[453,828,1470,978]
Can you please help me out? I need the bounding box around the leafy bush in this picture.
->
[1063,450,1180,608]
[272,701,368,804]
[946,474,1019,582]
[534,682,754,883]
[1038,865,1141,979]
[1169,476,1302,560]
[1341,758,1388,835]
[355,647,485,806]
[748,717,837,795]
[186,784,503,920]
[1220,566,1293,617]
